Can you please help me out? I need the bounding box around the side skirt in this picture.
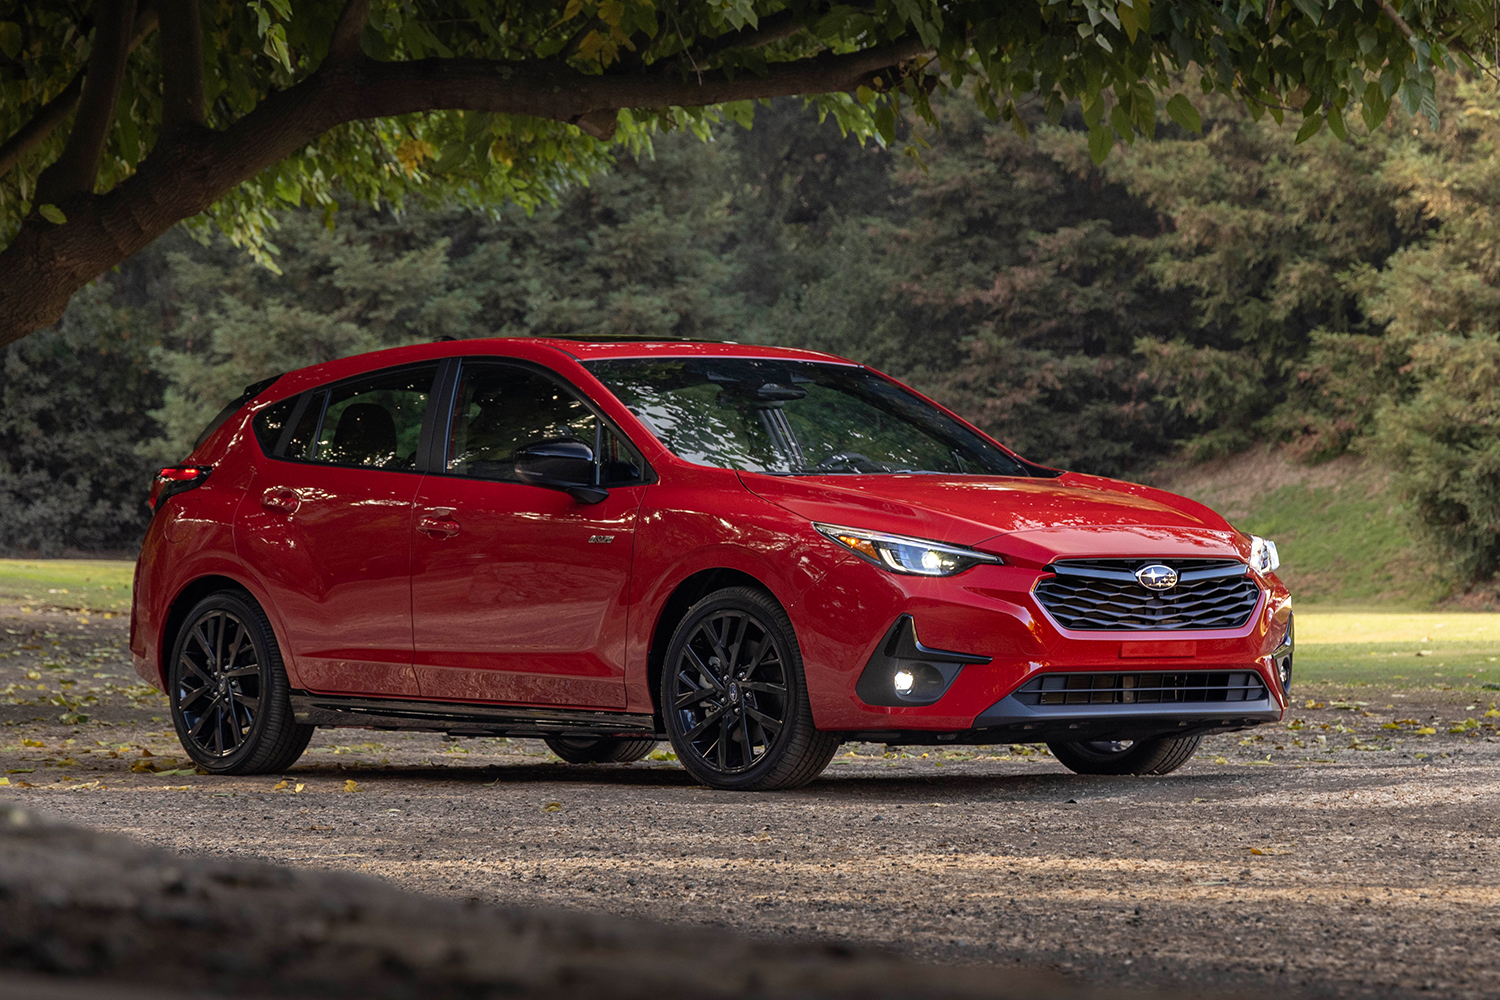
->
[289,693,664,740]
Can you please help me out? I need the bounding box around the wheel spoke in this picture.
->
[683,644,725,691]
[743,704,782,734]
[178,684,212,710]
[684,705,726,741]
[740,680,786,696]
[179,654,214,685]
[212,614,226,675]
[223,623,247,672]
[740,711,754,763]
[187,698,217,739]
[716,714,729,770]
[222,665,260,679]
[674,685,716,711]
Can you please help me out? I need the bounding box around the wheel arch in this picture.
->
[157,575,255,688]
[645,567,779,726]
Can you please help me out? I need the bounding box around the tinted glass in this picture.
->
[446,362,643,485]
[252,397,296,453]
[583,358,1028,476]
[290,366,436,469]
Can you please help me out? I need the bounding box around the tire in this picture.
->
[167,590,313,775]
[1047,735,1201,776]
[544,736,657,763]
[660,586,839,791]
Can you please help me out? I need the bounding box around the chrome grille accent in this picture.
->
[1034,558,1259,631]
[1017,671,1267,706]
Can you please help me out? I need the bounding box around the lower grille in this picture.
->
[1034,558,1260,631]
[1016,671,1267,707]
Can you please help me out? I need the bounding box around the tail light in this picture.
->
[149,465,212,513]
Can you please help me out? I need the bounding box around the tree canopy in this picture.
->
[0,0,1490,347]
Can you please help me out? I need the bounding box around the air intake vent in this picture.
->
[1034,558,1259,631]
[1016,671,1267,706]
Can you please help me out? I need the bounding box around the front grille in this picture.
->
[1034,558,1259,631]
[1016,671,1267,707]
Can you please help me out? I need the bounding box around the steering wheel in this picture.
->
[809,451,886,473]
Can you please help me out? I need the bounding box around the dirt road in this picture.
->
[2,602,1497,999]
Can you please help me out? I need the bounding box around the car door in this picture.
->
[236,363,439,697]
[410,359,649,708]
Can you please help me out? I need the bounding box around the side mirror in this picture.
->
[514,439,607,504]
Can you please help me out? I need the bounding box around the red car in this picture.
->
[131,338,1292,790]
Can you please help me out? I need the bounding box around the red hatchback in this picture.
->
[131,338,1292,790]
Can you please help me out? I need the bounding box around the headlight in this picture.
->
[1249,535,1280,574]
[814,523,1003,577]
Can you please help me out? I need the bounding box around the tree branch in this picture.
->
[0,35,932,345]
[0,74,84,181]
[328,0,371,62]
[344,36,933,124]
[159,0,204,130]
[34,0,139,204]
[1376,0,1416,40]
[0,3,159,181]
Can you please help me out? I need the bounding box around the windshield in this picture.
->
[582,358,1030,477]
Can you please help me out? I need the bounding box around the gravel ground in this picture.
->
[2,602,1498,1000]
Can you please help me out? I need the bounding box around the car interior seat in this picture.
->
[327,402,398,467]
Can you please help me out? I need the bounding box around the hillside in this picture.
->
[1142,448,1461,609]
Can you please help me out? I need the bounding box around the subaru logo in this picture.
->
[1135,564,1179,591]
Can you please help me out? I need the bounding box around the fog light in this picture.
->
[893,669,915,696]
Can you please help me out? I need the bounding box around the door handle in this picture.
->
[261,486,301,514]
[417,511,460,539]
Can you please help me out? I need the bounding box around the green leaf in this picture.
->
[0,21,21,59]
[1165,93,1201,133]
[1110,103,1133,140]
[37,204,66,224]
[872,104,896,146]
[1290,0,1323,25]
[1293,114,1324,144]
[1088,125,1114,165]
[1326,104,1348,141]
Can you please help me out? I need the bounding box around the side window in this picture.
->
[288,365,437,470]
[446,362,644,485]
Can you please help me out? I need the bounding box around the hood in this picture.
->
[738,471,1246,567]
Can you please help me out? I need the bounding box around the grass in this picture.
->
[1150,451,1441,607]
[1297,610,1500,690]
[0,559,134,612]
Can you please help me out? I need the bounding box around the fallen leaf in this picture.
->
[21,739,43,748]
[1416,727,1436,735]
[15,781,32,788]
[0,777,10,786]
[1250,847,1265,855]
[294,783,305,793]
[164,785,189,791]
[542,801,562,812]
[6,769,34,774]
[272,779,289,791]
[1213,756,1230,765]
[343,779,359,793]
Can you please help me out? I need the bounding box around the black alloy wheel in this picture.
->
[543,736,657,763]
[661,586,839,791]
[168,591,312,775]
[1047,734,1202,776]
